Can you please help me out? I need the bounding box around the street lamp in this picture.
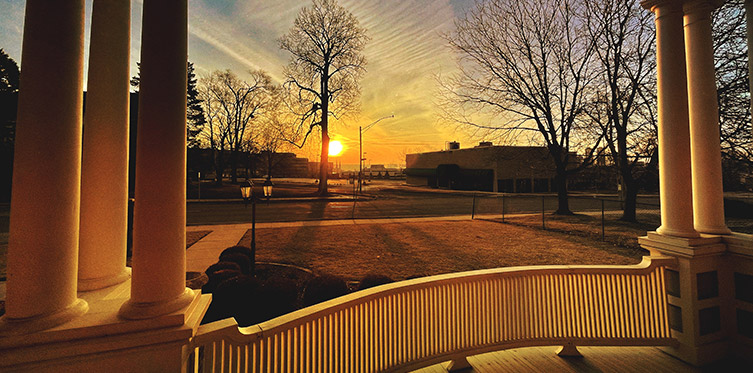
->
[240,180,253,206]
[359,114,394,193]
[263,178,274,200]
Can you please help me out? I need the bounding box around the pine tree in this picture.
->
[186,62,205,148]
[130,61,205,147]
[0,48,20,93]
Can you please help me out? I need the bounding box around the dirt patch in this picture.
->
[237,220,644,281]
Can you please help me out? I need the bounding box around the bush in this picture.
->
[302,274,349,307]
[257,277,299,322]
[220,245,253,261]
[218,252,252,275]
[205,261,241,277]
[202,267,242,294]
[357,274,394,291]
[202,275,260,326]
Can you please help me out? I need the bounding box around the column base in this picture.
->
[78,267,132,292]
[0,298,89,337]
[118,288,197,320]
[0,278,211,372]
[695,225,732,236]
[656,225,700,239]
[639,231,733,367]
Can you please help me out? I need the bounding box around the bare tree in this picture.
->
[199,70,273,184]
[279,0,368,196]
[446,0,601,214]
[198,72,231,185]
[712,0,752,188]
[584,0,657,221]
[246,90,292,179]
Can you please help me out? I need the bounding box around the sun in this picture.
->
[329,140,344,156]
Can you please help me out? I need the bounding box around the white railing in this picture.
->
[189,256,675,373]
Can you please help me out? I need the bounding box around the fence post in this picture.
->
[472,193,477,219]
[542,195,546,230]
[601,199,605,241]
[502,194,505,223]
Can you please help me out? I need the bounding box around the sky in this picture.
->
[0,0,483,168]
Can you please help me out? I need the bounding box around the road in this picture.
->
[0,181,662,229]
[186,183,661,225]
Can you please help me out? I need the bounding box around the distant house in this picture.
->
[405,142,579,193]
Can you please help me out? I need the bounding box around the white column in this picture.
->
[644,0,699,238]
[119,0,194,319]
[0,0,88,333]
[78,0,132,291]
[683,0,731,235]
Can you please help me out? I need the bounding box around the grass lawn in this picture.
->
[236,219,647,282]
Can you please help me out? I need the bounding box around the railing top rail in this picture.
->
[193,255,674,346]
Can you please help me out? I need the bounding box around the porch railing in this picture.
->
[190,256,675,373]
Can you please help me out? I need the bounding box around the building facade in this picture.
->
[406,143,578,193]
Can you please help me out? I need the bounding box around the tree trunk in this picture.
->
[554,171,572,215]
[318,71,330,196]
[230,149,238,183]
[214,148,224,186]
[318,127,329,196]
[267,152,273,179]
[620,177,639,222]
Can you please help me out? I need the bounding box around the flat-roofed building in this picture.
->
[405,142,578,193]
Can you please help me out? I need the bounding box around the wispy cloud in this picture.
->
[0,0,481,165]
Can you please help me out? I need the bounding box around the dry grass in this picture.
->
[237,220,645,281]
[187,230,212,248]
[499,213,657,254]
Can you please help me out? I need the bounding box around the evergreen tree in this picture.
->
[186,62,205,148]
[0,48,20,93]
[130,61,205,147]
[0,48,20,201]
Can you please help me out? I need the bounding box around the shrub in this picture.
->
[220,245,253,261]
[357,274,394,291]
[202,275,260,326]
[302,274,349,307]
[204,261,241,277]
[218,252,252,275]
[256,277,299,322]
[202,267,242,294]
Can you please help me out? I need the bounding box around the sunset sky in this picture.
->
[0,0,485,168]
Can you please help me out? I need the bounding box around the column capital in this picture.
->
[641,0,723,12]
[683,0,724,16]
[641,0,683,12]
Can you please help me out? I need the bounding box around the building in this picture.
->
[405,143,578,193]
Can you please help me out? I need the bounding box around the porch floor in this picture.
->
[413,346,748,373]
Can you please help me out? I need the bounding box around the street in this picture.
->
[186,181,661,225]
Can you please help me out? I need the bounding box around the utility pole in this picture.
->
[359,126,363,193]
[358,114,395,194]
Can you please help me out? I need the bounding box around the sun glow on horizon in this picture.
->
[329,140,344,156]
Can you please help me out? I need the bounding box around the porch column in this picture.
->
[78,0,132,291]
[119,0,195,319]
[0,0,88,333]
[643,0,698,238]
[683,0,730,235]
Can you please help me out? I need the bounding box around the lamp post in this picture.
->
[239,180,256,273]
[359,114,394,193]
